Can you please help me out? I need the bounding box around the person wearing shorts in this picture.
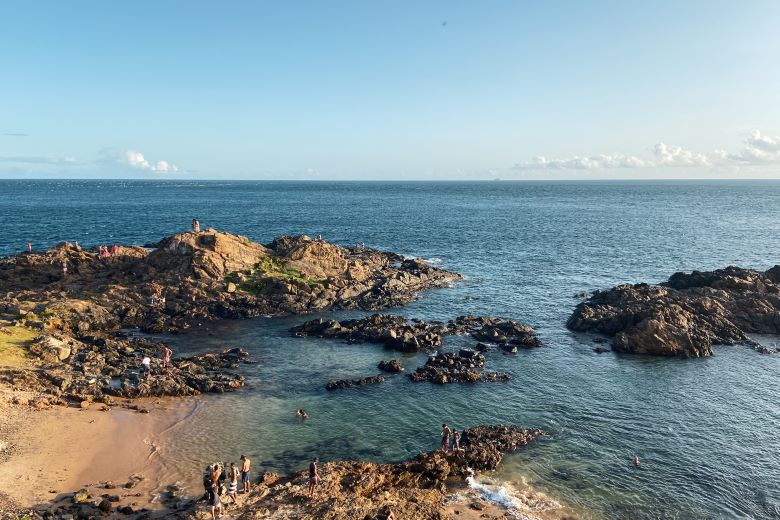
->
[240,454,251,493]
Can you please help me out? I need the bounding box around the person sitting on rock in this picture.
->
[441,424,451,452]
[308,457,320,498]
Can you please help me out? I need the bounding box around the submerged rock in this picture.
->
[325,374,384,390]
[568,265,780,357]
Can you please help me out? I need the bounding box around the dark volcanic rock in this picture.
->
[377,359,404,373]
[325,374,385,390]
[409,351,510,384]
[568,265,780,357]
[291,314,541,353]
[292,314,447,352]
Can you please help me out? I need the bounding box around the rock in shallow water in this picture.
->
[568,265,780,357]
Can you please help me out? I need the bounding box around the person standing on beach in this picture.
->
[240,454,251,493]
[308,457,320,498]
[441,424,451,452]
[227,462,239,504]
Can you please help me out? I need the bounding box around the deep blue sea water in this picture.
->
[2,180,779,519]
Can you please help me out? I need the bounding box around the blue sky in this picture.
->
[1,1,779,179]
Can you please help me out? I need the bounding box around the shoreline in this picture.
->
[0,388,572,519]
[0,387,200,517]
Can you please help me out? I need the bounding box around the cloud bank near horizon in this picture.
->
[124,150,179,172]
[514,131,780,171]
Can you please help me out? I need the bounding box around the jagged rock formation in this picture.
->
[409,349,511,384]
[567,265,780,357]
[0,333,249,403]
[291,314,541,353]
[0,229,460,336]
[377,359,404,373]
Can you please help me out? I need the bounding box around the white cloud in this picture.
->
[516,153,648,171]
[727,130,780,164]
[124,150,178,172]
[652,143,711,166]
[514,130,780,172]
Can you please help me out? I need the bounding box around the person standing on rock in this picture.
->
[112,244,119,256]
[441,424,451,452]
[227,462,239,504]
[209,463,223,519]
[61,260,68,279]
[308,457,320,498]
[161,345,172,373]
[240,454,251,493]
[192,219,201,233]
[452,430,462,452]
[26,242,32,253]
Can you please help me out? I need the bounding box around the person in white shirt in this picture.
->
[141,356,151,379]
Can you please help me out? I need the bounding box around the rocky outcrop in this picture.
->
[291,314,541,353]
[567,265,780,357]
[409,350,511,384]
[377,359,404,373]
[0,229,460,336]
[0,333,249,402]
[325,374,384,391]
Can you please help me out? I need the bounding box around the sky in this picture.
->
[1,1,780,180]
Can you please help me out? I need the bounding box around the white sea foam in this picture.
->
[449,473,562,520]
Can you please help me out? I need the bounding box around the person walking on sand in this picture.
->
[240,454,251,493]
[441,424,451,452]
[210,463,223,519]
[227,462,239,504]
[308,457,320,498]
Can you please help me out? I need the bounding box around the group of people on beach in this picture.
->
[440,423,464,453]
[203,455,251,519]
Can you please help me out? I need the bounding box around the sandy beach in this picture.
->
[0,387,199,517]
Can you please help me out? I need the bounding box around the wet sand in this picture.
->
[0,391,198,514]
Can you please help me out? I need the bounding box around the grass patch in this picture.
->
[0,323,38,368]
[226,256,326,294]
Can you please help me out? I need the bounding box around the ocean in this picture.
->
[2,179,779,519]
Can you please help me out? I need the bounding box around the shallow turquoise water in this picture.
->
[2,180,779,518]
